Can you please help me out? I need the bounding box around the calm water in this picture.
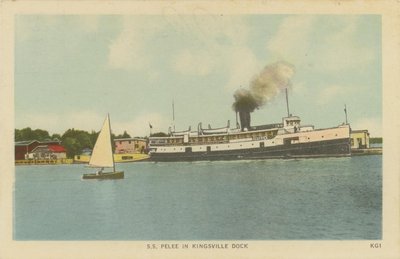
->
[14,156,382,240]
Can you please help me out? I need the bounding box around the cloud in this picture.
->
[173,49,217,76]
[113,112,170,137]
[267,16,316,63]
[316,17,375,71]
[16,111,104,135]
[108,17,158,70]
[169,15,264,95]
[107,14,263,95]
[291,82,308,95]
[224,46,262,91]
[316,85,349,105]
[162,13,248,49]
[16,111,171,137]
[266,16,375,71]
[352,117,382,137]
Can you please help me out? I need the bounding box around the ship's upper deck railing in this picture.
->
[149,127,279,146]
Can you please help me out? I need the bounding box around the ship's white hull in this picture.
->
[149,125,351,162]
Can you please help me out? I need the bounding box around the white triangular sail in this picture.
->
[89,115,114,169]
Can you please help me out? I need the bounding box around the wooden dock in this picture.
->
[15,159,74,165]
[351,148,382,156]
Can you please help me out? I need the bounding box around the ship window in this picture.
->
[185,147,192,153]
[260,142,264,148]
[207,146,211,152]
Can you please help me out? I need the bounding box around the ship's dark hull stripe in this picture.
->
[149,138,351,162]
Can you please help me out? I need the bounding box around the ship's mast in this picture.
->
[172,99,176,131]
[285,88,290,117]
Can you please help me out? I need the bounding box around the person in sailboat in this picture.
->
[96,167,104,175]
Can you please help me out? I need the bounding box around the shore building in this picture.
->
[350,130,370,149]
[29,144,67,160]
[114,138,147,154]
[15,140,67,160]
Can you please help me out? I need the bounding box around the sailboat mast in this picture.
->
[108,113,115,172]
[285,88,290,117]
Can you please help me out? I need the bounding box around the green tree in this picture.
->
[89,130,99,148]
[33,129,51,140]
[115,130,131,139]
[150,132,168,137]
[370,137,383,144]
[62,137,82,158]
[61,129,94,158]
[15,129,23,141]
[15,127,50,141]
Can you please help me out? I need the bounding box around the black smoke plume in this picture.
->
[233,61,295,129]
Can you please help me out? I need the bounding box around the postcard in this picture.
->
[0,0,399,258]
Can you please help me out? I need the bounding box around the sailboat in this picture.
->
[82,114,124,180]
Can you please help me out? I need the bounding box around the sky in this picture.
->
[15,15,382,137]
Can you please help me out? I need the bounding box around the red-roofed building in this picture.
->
[48,145,66,153]
[15,140,67,160]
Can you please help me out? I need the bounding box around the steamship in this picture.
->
[148,110,351,162]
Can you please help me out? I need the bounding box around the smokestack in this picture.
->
[239,111,251,131]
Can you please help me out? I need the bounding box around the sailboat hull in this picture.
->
[82,171,124,180]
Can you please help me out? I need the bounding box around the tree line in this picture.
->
[369,137,382,144]
[15,127,135,158]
